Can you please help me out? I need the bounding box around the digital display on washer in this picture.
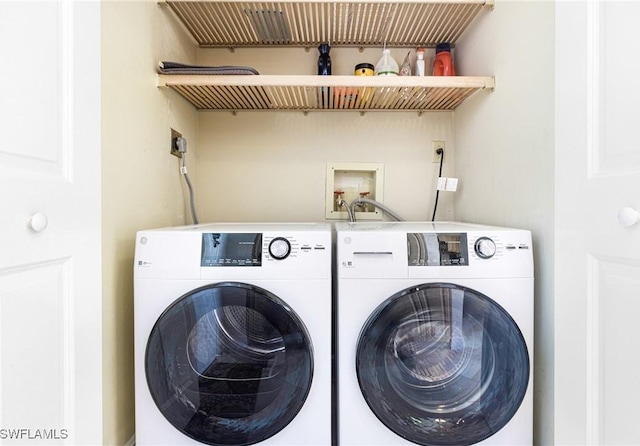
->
[407,232,468,266]
[201,233,262,267]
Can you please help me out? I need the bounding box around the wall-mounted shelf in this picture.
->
[159,0,495,112]
[158,74,494,112]
[163,0,494,48]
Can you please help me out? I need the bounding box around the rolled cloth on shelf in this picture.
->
[158,61,259,75]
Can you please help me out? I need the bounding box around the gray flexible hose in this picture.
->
[338,199,356,222]
[349,198,403,222]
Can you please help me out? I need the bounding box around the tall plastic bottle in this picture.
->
[317,43,331,107]
[415,47,425,76]
[375,49,399,76]
[317,43,332,75]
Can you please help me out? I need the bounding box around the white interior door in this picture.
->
[0,1,102,444]
[555,1,640,444]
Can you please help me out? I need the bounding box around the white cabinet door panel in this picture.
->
[0,1,102,444]
[556,1,640,444]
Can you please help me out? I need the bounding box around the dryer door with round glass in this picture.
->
[356,283,529,446]
[145,282,313,446]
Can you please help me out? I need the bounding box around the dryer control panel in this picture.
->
[201,233,262,267]
[135,223,331,281]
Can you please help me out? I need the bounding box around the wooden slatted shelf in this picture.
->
[159,0,495,112]
[163,0,494,48]
[158,74,495,112]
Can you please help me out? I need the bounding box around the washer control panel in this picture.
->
[468,234,532,262]
[336,223,533,280]
[474,237,497,259]
[407,232,532,266]
[407,232,469,266]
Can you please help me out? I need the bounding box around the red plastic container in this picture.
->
[433,43,455,76]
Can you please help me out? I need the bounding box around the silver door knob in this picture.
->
[29,212,48,232]
[617,207,640,227]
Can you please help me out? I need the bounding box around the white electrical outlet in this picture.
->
[432,140,445,163]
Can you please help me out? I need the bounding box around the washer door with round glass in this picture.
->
[357,283,529,446]
[146,282,314,446]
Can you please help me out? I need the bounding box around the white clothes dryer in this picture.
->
[134,223,332,446]
[335,222,533,446]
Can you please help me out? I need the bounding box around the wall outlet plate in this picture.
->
[432,140,445,163]
[170,128,182,158]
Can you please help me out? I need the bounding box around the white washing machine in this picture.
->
[134,223,332,446]
[335,221,533,446]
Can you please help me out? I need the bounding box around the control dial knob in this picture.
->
[474,237,497,259]
[269,237,291,260]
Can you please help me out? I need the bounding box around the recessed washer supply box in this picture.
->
[326,162,384,220]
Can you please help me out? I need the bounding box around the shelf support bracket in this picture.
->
[485,76,496,91]
[156,74,168,88]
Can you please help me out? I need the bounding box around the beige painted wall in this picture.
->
[453,2,555,445]
[195,47,457,223]
[197,110,455,222]
[101,2,198,444]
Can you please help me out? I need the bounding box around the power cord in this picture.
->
[176,137,199,224]
[431,148,444,221]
